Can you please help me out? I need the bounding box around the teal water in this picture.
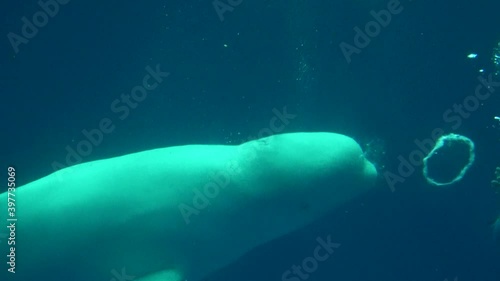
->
[0,0,499,280]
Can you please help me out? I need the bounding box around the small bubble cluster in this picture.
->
[493,41,500,75]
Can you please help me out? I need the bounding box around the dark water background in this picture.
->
[1,0,499,280]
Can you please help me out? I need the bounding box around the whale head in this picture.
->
[234,132,378,236]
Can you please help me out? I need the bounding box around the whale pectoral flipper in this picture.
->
[136,269,183,281]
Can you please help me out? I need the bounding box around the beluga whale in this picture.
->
[0,132,377,281]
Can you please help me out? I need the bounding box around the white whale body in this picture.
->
[0,132,377,281]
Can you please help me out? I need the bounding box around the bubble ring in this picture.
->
[422,133,475,186]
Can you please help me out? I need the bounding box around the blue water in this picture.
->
[1,0,499,280]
